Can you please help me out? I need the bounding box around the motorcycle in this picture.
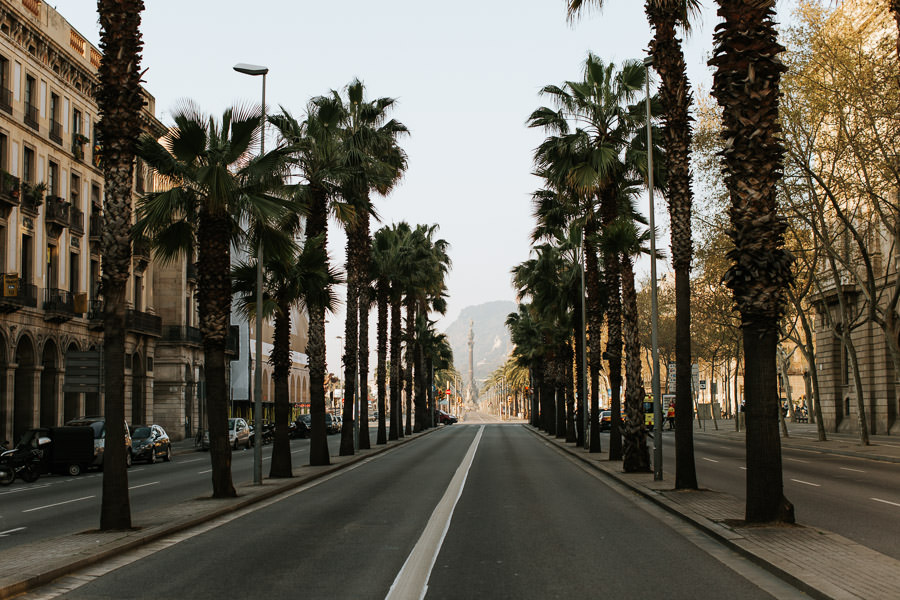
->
[0,438,47,486]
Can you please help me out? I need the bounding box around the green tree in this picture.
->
[232,234,340,477]
[136,103,288,497]
[96,0,145,531]
[709,0,794,523]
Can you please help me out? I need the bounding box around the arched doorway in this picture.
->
[40,339,60,428]
[63,342,82,422]
[13,337,36,442]
[132,351,145,424]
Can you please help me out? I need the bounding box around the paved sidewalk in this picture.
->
[0,429,434,600]
[528,425,900,600]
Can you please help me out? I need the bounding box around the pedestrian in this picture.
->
[666,402,676,430]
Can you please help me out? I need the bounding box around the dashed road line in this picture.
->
[871,497,900,508]
[840,467,865,473]
[790,478,820,487]
[128,482,159,490]
[198,469,212,474]
[702,458,719,463]
[784,457,809,463]
[23,496,94,513]
[0,527,26,537]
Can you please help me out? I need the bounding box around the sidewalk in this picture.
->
[0,429,434,600]
[527,424,900,600]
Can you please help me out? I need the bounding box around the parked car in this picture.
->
[325,413,338,434]
[65,417,133,468]
[332,414,343,433]
[292,414,311,439]
[435,410,457,425]
[201,418,251,451]
[130,424,172,464]
[1,426,97,481]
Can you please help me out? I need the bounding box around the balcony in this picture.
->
[89,212,102,239]
[126,309,162,337]
[69,206,84,234]
[164,325,203,346]
[0,275,37,312]
[44,196,70,238]
[43,287,75,323]
[49,118,62,145]
[19,182,43,216]
[0,170,19,219]
[0,85,11,115]
[87,298,104,330]
[226,325,240,360]
[24,103,38,131]
[72,133,89,162]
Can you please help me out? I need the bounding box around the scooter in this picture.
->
[0,440,46,486]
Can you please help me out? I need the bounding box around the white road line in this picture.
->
[198,469,212,474]
[0,483,52,496]
[23,495,94,513]
[178,458,204,464]
[871,497,900,508]
[129,468,145,473]
[790,478,821,487]
[702,458,719,463]
[128,482,159,490]
[0,527,26,537]
[784,457,809,463]
[840,467,866,473]
[739,467,747,471]
[387,426,484,600]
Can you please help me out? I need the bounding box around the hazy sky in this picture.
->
[62,1,793,373]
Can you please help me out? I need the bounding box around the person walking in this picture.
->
[666,402,676,430]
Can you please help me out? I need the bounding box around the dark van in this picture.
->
[16,426,95,476]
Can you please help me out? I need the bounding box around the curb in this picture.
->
[524,425,832,600]
[0,428,436,600]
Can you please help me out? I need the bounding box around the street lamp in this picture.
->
[234,62,268,486]
[644,56,663,482]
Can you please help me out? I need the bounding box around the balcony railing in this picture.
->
[44,197,70,237]
[43,287,75,322]
[24,103,38,130]
[49,118,62,144]
[0,275,37,312]
[126,309,162,337]
[69,206,84,234]
[0,86,11,114]
[0,170,20,208]
[164,325,203,345]
[19,183,43,216]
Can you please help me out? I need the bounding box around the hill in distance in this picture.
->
[444,300,516,391]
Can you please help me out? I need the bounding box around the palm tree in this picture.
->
[567,0,700,488]
[709,0,794,523]
[529,56,654,455]
[371,225,402,443]
[232,234,340,477]
[336,80,409,456]
[136,102,288,497]
[96,0,145,531]
[269,102,350,466]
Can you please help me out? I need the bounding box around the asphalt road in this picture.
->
[30,425,798,600]
[0,431,378,548]
[652,427,900,560]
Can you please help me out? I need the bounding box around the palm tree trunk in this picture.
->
[646,0,698,492]
[269,306,292,477]
[621,255,650,473]
[584,225,604,452]
[376,283,388,445]
[565,341,576,443]
[604,249,622,459]
[96,0,146,532]
[711,0,793,523]
[198,213,237,497]
[404,295,415,435]
[358,285,371,450]
[555,353,566,438]
[306,191,330,466]
[340,224,362,456]
[573,306,586,447]
[389,297,402,440]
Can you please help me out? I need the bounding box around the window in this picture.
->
[0,55,10,113]
[20,234,32,284]
[24,76,37,129]
[70,172,80,208]
[0,132,7,170]
[89,258,99,301]
[49,93,61,143]
[135,157,144,193]
[48,160,59,196]
[72,107,82,135]
[133,274,142,311]
[47,243,59,290]
[69,251,79,293]
[22,146,34,183]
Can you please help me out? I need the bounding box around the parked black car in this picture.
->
[65,417,133,468]
[130,424,172,464]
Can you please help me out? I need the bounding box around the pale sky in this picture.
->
[62,0,794,374]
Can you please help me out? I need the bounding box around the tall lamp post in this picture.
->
[336,335,344,416]
[644,57,663,482]
[233,62,268,486]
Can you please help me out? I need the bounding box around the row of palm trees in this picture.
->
[510,0,795,524]
[131,83,454,501]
